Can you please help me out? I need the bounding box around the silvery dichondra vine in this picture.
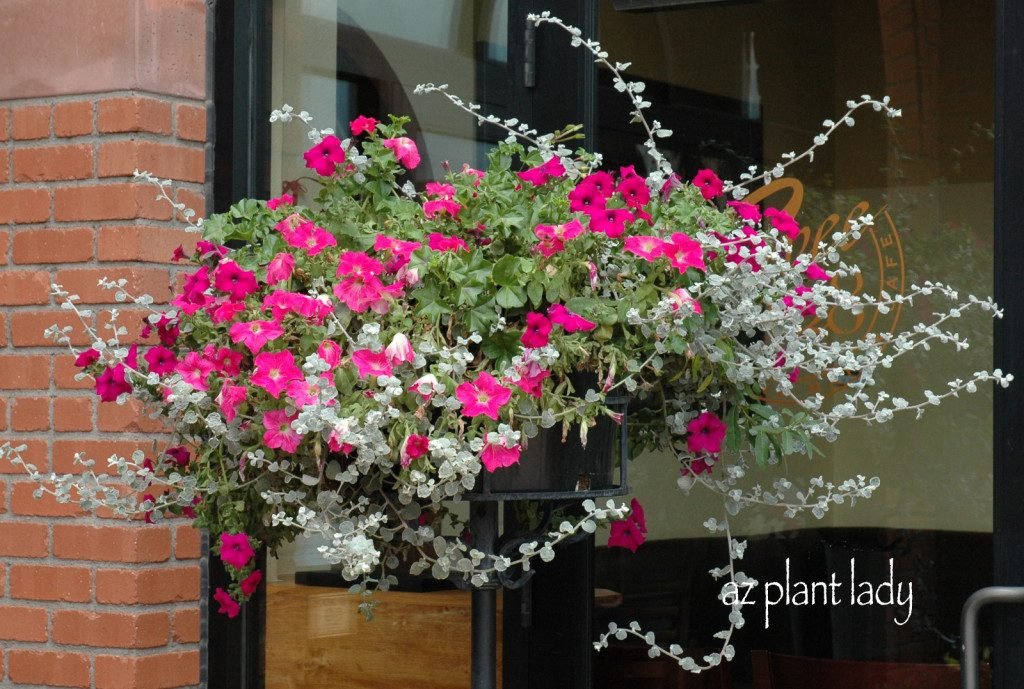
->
[1,12,1009,672]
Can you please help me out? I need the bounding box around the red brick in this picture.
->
[8,650,90,688]
[53,523,171,563]
[14,144,93,181]
[10,564,91,602]
[0,480,5,513]
[0,522,49,557]
[11,481,86,517]
[0,187,50,223]
[0,269,50,304]
[0,149,8,183]
[97,97,172,135]
[0,311,6,346]
[175,186,205,219]
[55,353,96,390]
[174,523,202,560]
[11,104,50,140]
[11,310,94,347]
[95,651,200,689]
[11,396,49,431]
[98,225,198,263]
[54,396,94,432]
[0,230,8,264]
[99,140,204,183]
[12,226,94,264]
[0,106,8,140]
[0,604,48,641]
[55,266,170,304]
[53,610,170,648]
[53,438,155,475]
[98,397,168,433]
[0,397,7,430]
[0,438,47,474]
[176,103,207,142]
[96,566,199,604]
[0,354,51,389]
[54,101,94,137]
[172,607,200,643]
[54,183,172,222]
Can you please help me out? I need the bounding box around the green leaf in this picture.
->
[753,431,770,467]
[495,286,526,309]
[527,280,544,308]
[492,255,526,288]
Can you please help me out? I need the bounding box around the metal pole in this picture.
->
[471,501,499,689]
[961,586,1024,689]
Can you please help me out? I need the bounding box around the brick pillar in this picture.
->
[0,2,208,687]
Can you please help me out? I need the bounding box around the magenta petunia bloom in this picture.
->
[623,235,667,262]
[266,252,295,284]
[401,434,431,468]
[303,135,346,176]
[286,378,322,407]
[262,291,331,324]
[608,517,646,553]
[692,169,724,200]
[351,349,394,379]
[219,532,255,570]
[628,497,647,534]
[95,364,132,402]
[176,351,216,391]
[214,260,259,301]
[336,251,384,278]
[251,351,303,398]
[663,232,706,273]
[425,181,456,198]
[668,288,703,315]
[456,371,513,420]
[461,163,485,185]
[385,333,415,366]
[349,115,379,136]
[686,411,728,455]
[383,137,421,169]
[317,340,343,369]
[373,235,421,259]
[333,274,387,313]
[208,346,242,377]
[510,367,550,399]
[517,157,565,186]
[286,221,337,256]
[216,383,247,422]
[75,348,101,368]
[144,346,178,374]
[408,373,443,400]
[240,569,263,597]
[481,439,521,472]
[262,409,302,453]
[580,171,616,197]
[588,207,635,238]
[207,299,246,324]
[783,285,817,316]
[427,232,469,253]
[616,174,651,209]
[727,200,762,224]
[214,587,241,618]
[568,183,608,214]
[164,446,191,466]
[423,199,462,219]
[229,320,284,354]
[547,304,597,333]
[765,207,801,240]
[804,263,830,282]
[521,312,552,348]
[266,193,294,210]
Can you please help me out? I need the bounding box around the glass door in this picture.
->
[587,1,996,688]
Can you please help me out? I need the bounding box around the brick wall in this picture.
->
[0,2,208,687]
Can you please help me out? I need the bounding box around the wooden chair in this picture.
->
[751,650,991,689]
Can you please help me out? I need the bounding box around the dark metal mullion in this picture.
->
[993,2,1024,689]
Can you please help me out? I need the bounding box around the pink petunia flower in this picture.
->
[623,235,667,262]
[351,349,394,379]
[804,263,830,282]
[383,137,421,169]
[616,175,651,209]
[240,569,263,597]
[628,497,647,534]
[349,115,379,136]
[608,517,646,552]
[517,157,565,186]
[165,446,191,467]
[423,199,461,219]
[96,364,132,401]
[588,207,635,238]
[251,351,303,398]
[428,233,468,253]
[547,304,597,333]
[266,193,295,211]
[686,411,727,455]
[373,235,422,259]
[425,181,456,198]
[317,340,343,369]
[303,135,346,176]
[510,367,550,399]
[568,183,608,214]
[692,169,724,200]
[668,288,703,314]
[262,409,302,452]
[580,171,616,197]
[286,378,322,407]
[207,299,247,324]
[217,382,247,422]
[727,200,762,224]
[75,348,101,368]
[765,207,801,240]
[286,221,337,256]
[229,320,285,354]
[385,333,415,366]
[176,352,216,391]
[219,532,255,570]
[783,285,817,316]
[144,346,178,375]
[461,163,485,186]
[521,312,552,348]
[663,232,707,273]
[214,588,241,618]
[408,373,443,400]
[456,371,513,420]
[481,438,521,472]
[337,251,384,278]
[401,434,431,467]
[266,252,295,284]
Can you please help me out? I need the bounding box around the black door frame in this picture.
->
[210,2,1024,688]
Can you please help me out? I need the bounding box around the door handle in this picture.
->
[961,586,1024,689]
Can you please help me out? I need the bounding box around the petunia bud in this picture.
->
[385,333,415,365]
